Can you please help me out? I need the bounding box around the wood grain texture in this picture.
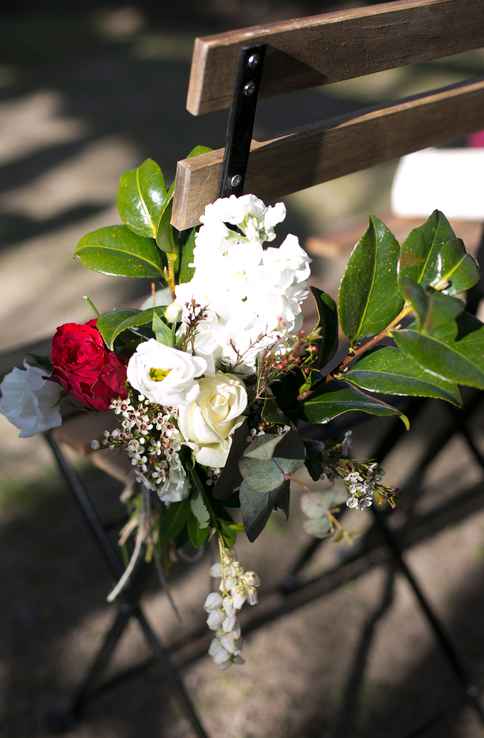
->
[187,0,484,114]
[173,78,484,230]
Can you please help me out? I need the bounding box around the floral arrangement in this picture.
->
[2,153,484,669]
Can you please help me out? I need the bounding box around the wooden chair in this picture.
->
[2,1,484,735]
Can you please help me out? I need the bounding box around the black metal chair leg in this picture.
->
[44,431,210,738]
[371,507,484,724]
[134,607,209,738]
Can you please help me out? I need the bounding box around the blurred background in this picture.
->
[1,2,484,737]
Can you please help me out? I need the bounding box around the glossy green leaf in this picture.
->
[156,203,179,255]
[344,346,462,406]
[117,159,167,238]
[97,306,166,350]
[262,397,290,425]
[399,210,479,294]
[177,228,196,284]
[401,279,464,333]
[339,216,403,342]
[186,145,212,158]
[394,312,484,390]
[310,287,338,367]
[75,225,164,278]
[304,385,409,428]
[152,311,174,347]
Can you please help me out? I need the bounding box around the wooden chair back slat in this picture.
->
[173,78,484,230]
[187,0,484,115]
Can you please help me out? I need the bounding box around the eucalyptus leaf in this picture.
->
[97,307,165,350]
[394,312,484,390]
[399,210,479,294]
[117,159,167,238]
[344,346,462,406]
[310,287,339,367]
[75,225,164,278]
[239,479,290,542]
[152,311,175,347]
[401,279,464,333]
[339,216,403,342]
[190,490,210,528]
[304,385,409,428]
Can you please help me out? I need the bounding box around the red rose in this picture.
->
[51,319,127,411]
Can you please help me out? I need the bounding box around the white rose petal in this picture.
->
[127,339,206,407]
[178,373,247,468]
[0,362,62,438]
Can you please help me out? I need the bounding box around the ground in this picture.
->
[1,5,484,738]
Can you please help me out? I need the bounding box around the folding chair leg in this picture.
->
[371,507,484,724]
[43,432,210,738]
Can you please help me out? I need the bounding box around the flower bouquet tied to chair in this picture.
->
[2,154,484,669]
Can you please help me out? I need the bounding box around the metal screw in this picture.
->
[230,174,242,188]
[243,81,256,96]
[247,53,259,69]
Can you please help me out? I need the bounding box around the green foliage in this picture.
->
[75,225,165,278]
[117,159,167,239]
[339,216,403,343]
[344,346,462,406]
[399,210,479,294]
[159,499,191,541]
[238,431,305,541]
[304,385,409,428]
[97,307,166,349]
[394,312,484,390]
[310,287,339,367]
[152,311,174,347]
[401,279,464,333]
[177,228,197,284]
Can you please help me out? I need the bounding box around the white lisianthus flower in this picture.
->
[0,361,62,437]
[178,373,247,467]
[127,339,206,407]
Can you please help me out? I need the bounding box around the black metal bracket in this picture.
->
[218,44,266,198]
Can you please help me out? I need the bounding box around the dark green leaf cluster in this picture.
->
[304,211,481,425]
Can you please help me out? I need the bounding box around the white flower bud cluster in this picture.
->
[204,549,260,669]
[300,492,332,538]
[105,395,189,503]
[345,462,383,510]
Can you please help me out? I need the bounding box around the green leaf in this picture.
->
[187,514,210,548]
[152,311,174,347]
[339,216,403,342]
[304,385,409,428]
[344,346,462,406]
[117,159,167,239]
[399,210,479,295]
[394,312,484,390]
[262,398,290,426]
[239,479,289,542]
[156,203,179,255]
[310,287,338,367]
[187,145,212,159]
[177,228,196,284]
[190,490,210,528]
[97,307,166,350]
[159,499,190,541]
[75,225,164,278]
[218,519,244,548]
[401,279,464,333]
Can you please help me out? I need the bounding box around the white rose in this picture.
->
[127,339,206,407]
[178,373,247,467]
[0,361,62,437]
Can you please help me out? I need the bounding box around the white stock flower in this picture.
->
[127,339,206,407]
[178,373,247,467]
[0,362,62,438]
